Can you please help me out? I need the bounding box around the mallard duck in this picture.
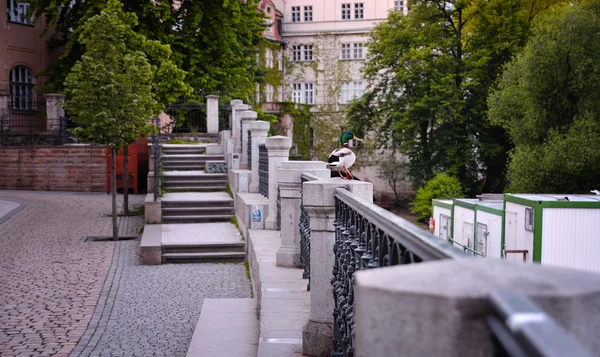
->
[326,131,362,180]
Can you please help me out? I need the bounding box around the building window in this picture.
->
[278,51,283,71]
[340,81,363,104]
[341,3,351,20]
[353,43,364,59]
[525,207,534,231]
[303,45,313,61]
[292,45,302,61]
[341,44,351,59]
[304,6,313,22]
[341,43,364,59]
[291,83,314,104]
[354,3,364,19]
[292,45,313,62]
[9,66,35,110]
[265,84,274,102]
[394,0,404,10]
[7,0,33,25]
[265,48,273,68]
[476,223,488,257]
[292,6,301,22]
[304,83,314,104]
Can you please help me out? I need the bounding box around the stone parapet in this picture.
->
[248,120,270,193]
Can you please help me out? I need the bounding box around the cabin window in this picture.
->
[476,223,488,257]
[439,214,450,240]
[525,207,534,231]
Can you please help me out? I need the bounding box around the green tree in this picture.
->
[349,0,567,193]
[63,0,162,239]
[376,152,409,205]
[30,0,265,100]
[489,1,600,193]
[410,173,464,222]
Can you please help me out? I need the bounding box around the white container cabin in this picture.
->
[432,199,453,241]
[451,199,503,257]
[503,194,600,272]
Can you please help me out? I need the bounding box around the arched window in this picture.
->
[9,66,35,110]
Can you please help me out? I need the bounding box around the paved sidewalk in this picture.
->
[247,229,310,357]
[0,190,251,357]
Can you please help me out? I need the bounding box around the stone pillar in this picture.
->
[302,178,373,357]
[206,95,219,134]
[276,161,329,267]
[230,100,250,155]
[240,110,257,169]
[264,136,292,230]
[248,120,270,193]
[0,94,9,132]
[354,258,600,357]
[45,94,66,133]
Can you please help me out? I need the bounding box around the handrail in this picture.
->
[334,187,467,261]
[449,238,486,257]
[487,291,594,357]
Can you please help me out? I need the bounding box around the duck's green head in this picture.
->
[340,131,362,146]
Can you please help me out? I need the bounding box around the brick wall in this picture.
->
[0,145,107,192]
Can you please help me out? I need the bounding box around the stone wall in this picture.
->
[0,145,107,192]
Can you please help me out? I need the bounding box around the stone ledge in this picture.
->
[139,224,162,265]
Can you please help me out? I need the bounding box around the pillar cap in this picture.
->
[265,135,292,150]
[249,120,270,131]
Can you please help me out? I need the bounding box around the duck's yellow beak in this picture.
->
[353,136,363,141]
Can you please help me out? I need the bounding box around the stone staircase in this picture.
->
[152,143,241,264]
[161,192,234,223]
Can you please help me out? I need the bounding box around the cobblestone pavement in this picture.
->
[0,190,251,357]
[0,191,117,357]
[70,241,251,357]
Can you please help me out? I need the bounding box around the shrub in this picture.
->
[410,174,463,222]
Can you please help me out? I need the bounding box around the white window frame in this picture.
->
[304,6,313,22]
[265,48,273,68]
[291,83,314,104]
[265,84,274,102]
[7,0,33,25]
[341,3,351,20]
[291,6,301,22]
[353,43,364,59]
[341,44,351,60]
[476,223,488,257]
[9,66,35,110]
[292,45,302,61]
[354,3,364,19]
[303,45,314,61]
[394,0,405,10]
[525,207,534,231]
[339,81,363,104]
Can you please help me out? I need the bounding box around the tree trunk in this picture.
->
[123,145,129,216]
[111,147,118,241]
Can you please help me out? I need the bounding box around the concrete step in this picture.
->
[163,242,245,254]
[162,251,245,263]
[162,175,228,182]
[162,200,234,208]
[162,214,235,223]
[162,187,227,192]
[162,154,225,162]
[163,180,227,186]
[162,164,206,171]
[186,298,258,357]
[162,207,235,215]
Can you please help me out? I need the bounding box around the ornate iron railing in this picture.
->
[276,186,281,231]
[331,188,466,357]
[486,291,593,357]
[258,144,268,197]
[247,132,252,170]
[152,117,161,201]
[299,173,320,291]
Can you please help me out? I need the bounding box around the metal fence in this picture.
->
[247,132,252,170]
[219,105,230,131]
[164,103,207,134]
[299,173,320,291]
[151,117,161,201]
[258,144,268,197]
[331,188,464,357]
[1,113,76,146]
